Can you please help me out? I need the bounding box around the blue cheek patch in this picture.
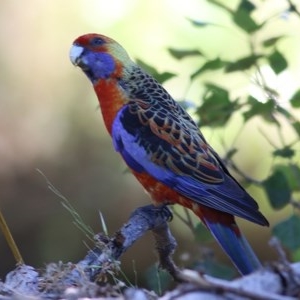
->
[83,52,115,81]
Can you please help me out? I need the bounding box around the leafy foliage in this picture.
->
[272,215,300,251]
[168,48,203,60]
[262,170,291,209]
[135,59,176,84]
[129,0,300,284]
[196,84,240,127]
[143,0,300,278]
[191,58,227,79]
[225,55,262,73]
[290,89,300,108]
[268,50,288,74]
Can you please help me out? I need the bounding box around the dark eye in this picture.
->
[90,37,104,46]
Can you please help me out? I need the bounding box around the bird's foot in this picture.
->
[132,204,173,224]
[130,204,182,281]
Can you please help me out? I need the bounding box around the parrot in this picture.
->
[69,33,269,275]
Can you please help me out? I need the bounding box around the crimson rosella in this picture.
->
[69,34,269,275]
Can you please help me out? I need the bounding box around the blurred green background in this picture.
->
[1,0,299,285]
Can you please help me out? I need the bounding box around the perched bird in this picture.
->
[69,34,269,275]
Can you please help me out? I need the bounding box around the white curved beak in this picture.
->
[69,45,84,65]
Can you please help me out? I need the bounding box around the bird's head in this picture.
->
[70,34,133,83]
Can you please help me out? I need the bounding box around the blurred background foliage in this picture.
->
[1,0,300,289]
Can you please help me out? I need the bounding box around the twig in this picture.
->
[225,159,262,185]
[269,237,300,297]
[163,269,297,300]
[0,209,24,265]
[269,237,290,267]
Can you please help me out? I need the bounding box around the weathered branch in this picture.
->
[77,204,178,281]
[2,205,300,299]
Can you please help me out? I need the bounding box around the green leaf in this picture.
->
[288,1,299,14]
[168,48,204,60]
[290,89,300,108]
[273,146,295,159]
[194,223,213,243]
[232,9,261,33]
[207,0,260,33]
[276,105,294,121]
[263,36,284,47]
[274,164,300,191]
[268,50,288,74]
[237,0,256,12]
[292,121,300,137]
[136,59,176,84]
[225,55,262,72]
[156,72,176,84]
[197,84,239,127]
[243,97,276,123]
[263,170,291,209]
[273,215,300,251]
[191,58,227,79]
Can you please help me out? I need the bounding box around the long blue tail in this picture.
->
[204,218,262,275]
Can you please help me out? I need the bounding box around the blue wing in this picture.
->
[112,104,268,226]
